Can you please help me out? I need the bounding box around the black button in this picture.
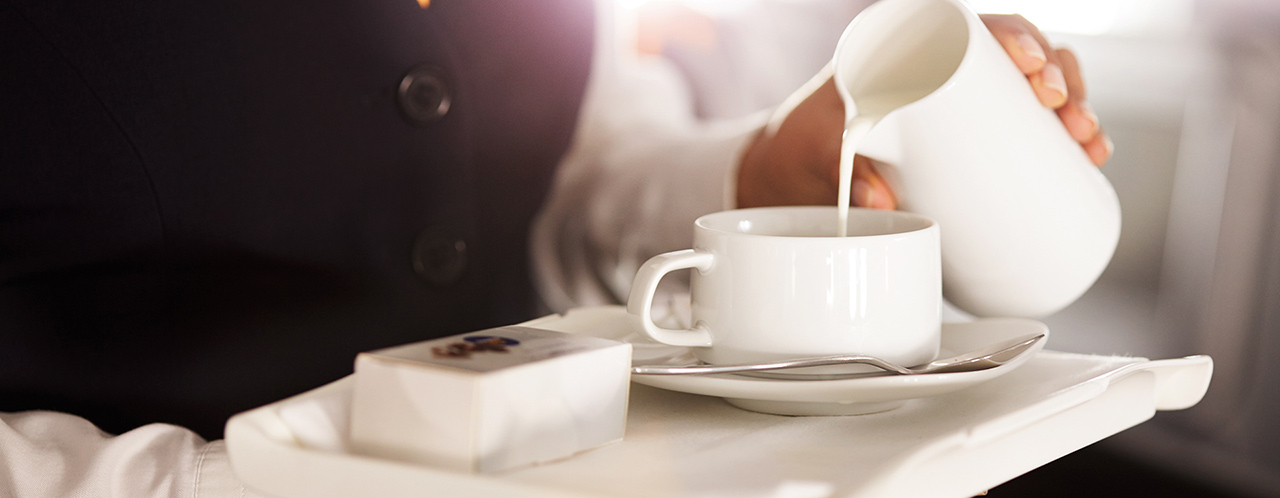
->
[412,229,467,286]
[397,65,452,125]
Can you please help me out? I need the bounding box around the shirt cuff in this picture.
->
[195,440,271,498]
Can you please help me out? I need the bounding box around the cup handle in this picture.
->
[625,249,715,347]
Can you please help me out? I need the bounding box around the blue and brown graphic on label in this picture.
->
[431,335,521,359]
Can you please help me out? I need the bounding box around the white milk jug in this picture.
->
[834,0,1121,318]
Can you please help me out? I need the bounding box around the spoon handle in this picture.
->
[631,354,910,376]
[629,333,1045,376]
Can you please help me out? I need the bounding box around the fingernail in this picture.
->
[853,178,875,209]
[1041,63,1068,99]
[1016,33,1046,63]
[1079,101,1100,132]
[1089,133,1114,166]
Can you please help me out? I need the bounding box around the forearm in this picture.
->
[532,99,763,311]
[531,0,768,312]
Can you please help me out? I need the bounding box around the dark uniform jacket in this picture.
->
[0,0,593,439]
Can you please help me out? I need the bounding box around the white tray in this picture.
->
[226,306,1212,498]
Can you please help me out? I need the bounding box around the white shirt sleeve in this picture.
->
[531,0,769,313]
[0,411,264,498]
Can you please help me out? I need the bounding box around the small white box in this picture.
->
[348,325,632,473]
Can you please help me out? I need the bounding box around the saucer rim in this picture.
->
[624,318,1049,405]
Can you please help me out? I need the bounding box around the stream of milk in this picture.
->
[835,89,928,236]
[836,115,879,237]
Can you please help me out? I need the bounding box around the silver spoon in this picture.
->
[630,333,1045,377]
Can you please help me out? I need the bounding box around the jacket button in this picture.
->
[397,65,451,125]
[411,229,467,287]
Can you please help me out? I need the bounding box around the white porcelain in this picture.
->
[530,307,1050,416]
[627,319,1048,416]
[627,206,941,368]
[834,0,1122,318]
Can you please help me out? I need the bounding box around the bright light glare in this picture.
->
[615,0,757,16]
[969,0,1120,34]
[618,0,1192,36]
[968,0,1191,36]
[614,0,649,9]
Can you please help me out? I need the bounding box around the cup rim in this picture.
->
[695,206,937,240]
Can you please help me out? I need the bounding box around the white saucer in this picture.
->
[526,306,1049,416]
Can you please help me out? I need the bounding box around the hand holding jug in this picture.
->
[833,0,1121,318]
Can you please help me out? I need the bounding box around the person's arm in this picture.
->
[0,411,261,498]
[531,0,768,312]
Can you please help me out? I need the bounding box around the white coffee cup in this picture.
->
[626,206,940,367]
[833,0,1121,318]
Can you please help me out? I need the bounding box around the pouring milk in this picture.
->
[836,89,935,237]
[830,0,1121,318]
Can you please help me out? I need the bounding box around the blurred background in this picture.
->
[609,0,1280,495]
